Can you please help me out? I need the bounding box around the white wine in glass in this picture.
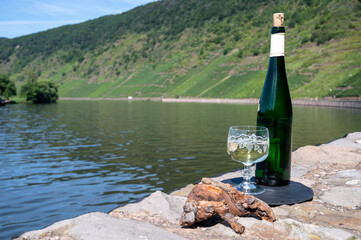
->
[227,126,269,195]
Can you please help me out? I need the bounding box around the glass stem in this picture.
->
[242,165,253,189]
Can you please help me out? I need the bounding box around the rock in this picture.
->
[18,212,187,240]
[292,144,360,169]
[319,187,361,209]
[328,132,361,149]
[273,218,356,240]
[317,169,361,209]
[110,191,186,225]
[170,184,195,198]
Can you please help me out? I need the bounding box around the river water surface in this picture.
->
[0,100,360,239]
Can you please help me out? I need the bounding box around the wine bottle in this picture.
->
[255,13,293,186]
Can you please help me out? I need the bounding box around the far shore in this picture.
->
[59,97,361,109]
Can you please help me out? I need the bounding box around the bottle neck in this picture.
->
[270,27,285,57]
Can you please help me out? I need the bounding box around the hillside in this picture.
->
[0,0,360,99]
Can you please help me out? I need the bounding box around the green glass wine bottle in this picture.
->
[256,13,293,186]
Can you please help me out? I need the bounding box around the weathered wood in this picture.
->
[180,178,276,234]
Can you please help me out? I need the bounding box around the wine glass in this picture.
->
[227,126,269,195]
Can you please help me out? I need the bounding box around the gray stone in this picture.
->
[274,218,356,240]
[113,191,186,224]
[322,169,361,186]
[339,169,361,180]
[328,132,361,149]
[20,212,188,240]
[291,164,309,179]
[319,186,361,209]
[170,184,195,197]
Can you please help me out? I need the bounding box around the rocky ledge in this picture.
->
[16,133,361,240]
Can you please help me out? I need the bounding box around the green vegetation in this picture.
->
[0,0,360,99]
[20,72,59,103]
[0,74,16,99]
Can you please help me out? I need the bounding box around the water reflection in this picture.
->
[0,101,360,239]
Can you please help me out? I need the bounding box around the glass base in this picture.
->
[235,182,265,195]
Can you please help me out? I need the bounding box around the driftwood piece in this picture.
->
[180,178,276,234]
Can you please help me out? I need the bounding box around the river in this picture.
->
[0,100,360,239]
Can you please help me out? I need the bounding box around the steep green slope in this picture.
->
[0,0,360,99]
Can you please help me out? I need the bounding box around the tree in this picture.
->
[20,71,58,104]
[0,73,16,99]
[32,80,58,103]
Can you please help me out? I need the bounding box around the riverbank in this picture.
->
[16,132,361,240]
[59,97,361,109]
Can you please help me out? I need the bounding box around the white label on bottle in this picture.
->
[270,33,285,57]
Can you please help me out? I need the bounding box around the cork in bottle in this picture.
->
[273,13,284,27]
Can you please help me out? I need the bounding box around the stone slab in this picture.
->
[319,186,361,209]
[19,212,188,240]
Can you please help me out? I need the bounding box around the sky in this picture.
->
[0,0,156,39]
